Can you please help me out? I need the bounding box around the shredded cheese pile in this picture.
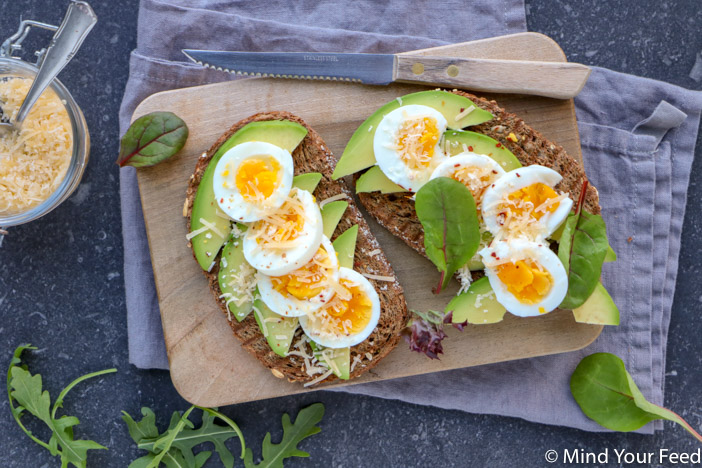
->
[393,115,440,170]
[486,191,568,242]
[248,192,306,249]
[0,77,72,215]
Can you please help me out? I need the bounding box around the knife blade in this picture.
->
[182,50,591,100]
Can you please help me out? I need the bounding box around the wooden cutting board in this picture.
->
[133,32,602,407]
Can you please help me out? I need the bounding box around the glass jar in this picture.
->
[0,21,90,228]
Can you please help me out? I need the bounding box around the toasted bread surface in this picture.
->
[357,91,601,265]
[186,112,409,384]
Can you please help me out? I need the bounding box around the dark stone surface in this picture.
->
[1,1,700,467]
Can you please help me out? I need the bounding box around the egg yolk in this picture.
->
[396,116,440,170]
[272,246,333,300]
[233,156,281,200]
[325,279,372,334]
[507,183,559,220]
[450,165,496,203]
[496,260,553,305]
[251,195,305,246]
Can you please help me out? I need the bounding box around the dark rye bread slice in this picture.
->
[357,90,601,270]
[185,111,409,384]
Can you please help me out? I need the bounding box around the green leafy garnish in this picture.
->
[571,353,702,442]
[415,177,480,293]
[7,344,117,468]
[123,405,246,468]
[557,181,610,309]
[244,403,325,468]
[118,111,189,167]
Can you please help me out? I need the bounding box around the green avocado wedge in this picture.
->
[217,228,255,322]
[444,130,522,171]
[332,225,359,269]
[332,90,493,179]
[356,166,407,194]
[292,172,322,193]
[253,299,299,357]
[321,200,348,238]
[447,277,507,325]
[310,343,351,380]
[190,120,308,270]
[572,282,620,325]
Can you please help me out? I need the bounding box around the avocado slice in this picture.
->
[356,166,407,194]
[217,228,255,322]
[604,245,617,263]
[190,120,308,270]
[444,130,522,171]
[253,298,299,357]
[332,225,359,269]
[333,90,493,179]
[292,172,322,193]
[447,277,507,325]
[320,200,348,238]
[572,282,620,325]
[315,345,351,380]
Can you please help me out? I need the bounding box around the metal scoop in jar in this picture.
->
[0,1,97,137]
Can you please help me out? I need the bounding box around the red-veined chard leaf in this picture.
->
[571,353,702,442]
[415,177,480,293]
[557,182,610,309]
[118,112,189,167]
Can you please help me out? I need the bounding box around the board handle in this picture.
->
[395,55,591,99]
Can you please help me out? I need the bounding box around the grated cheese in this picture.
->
[303,368,334,388]
[367,249,382,257]
[253,306,268,337]
[361,272,395,282]
[456,265,473,294]
[0,77,73,215]
[318,193,347,208]
[454,105,476,122]
[185,225,209,241]
[198,217,226,238]
[350,354,363,372]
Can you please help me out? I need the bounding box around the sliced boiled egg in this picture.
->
[257,236,339,317]
[300,267,381,349]
[373,104,448,193]
[213,141,294,222]
[243,188,323,276]
[429,152,506,206]
[481,165,573,240]
[480,239,568,317]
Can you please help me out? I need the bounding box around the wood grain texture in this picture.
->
[395,55,591,99]
[133,32,602,407]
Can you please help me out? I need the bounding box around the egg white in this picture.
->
[257,236,339,317]
[300,267,381,349]
[373,104,448,193]
[243,188,323,276]
[213,141,294,222]
[480,239,568,317]
[481,165,573,239]
[429,152,506,204]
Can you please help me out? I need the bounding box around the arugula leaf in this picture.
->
[244,403,325,468]
[118,112,189,167]
[571,353,702,442]
[124,405,245,468]
[415,177,480,293]
[7,344,116,468]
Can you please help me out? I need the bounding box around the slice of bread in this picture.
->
[186,112,409,384]
[357,90,601,269]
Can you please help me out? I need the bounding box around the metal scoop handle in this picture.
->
[14,1,97,127]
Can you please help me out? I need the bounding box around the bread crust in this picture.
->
[186,112,409,384]
[357,90,601,268]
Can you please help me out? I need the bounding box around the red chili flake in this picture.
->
[491,252,497,258]
[454,163,460,168]
[516,173,521,178]
[492,170,498,174]
[408,188,413,192]
[220,198,224,203]
[459,107,465,112]
[468,146,474,151]
[491,184,496,188]
[282,253,287,258]
[496,143,502,148]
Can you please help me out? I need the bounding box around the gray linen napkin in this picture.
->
[118,0,702,433]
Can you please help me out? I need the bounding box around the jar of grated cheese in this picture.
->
[0,57,89,228]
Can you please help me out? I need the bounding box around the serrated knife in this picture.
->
[182,50,591,99]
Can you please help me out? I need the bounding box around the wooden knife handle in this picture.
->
[395,55,591,99]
